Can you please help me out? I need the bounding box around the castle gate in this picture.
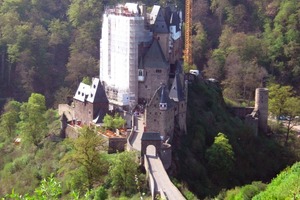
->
[141,132,161,163]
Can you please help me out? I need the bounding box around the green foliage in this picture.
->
[268,83,300,144]
[34,174,62,199]
[268,83,294,118]
[102,114,114,130]
[93,186,108,200]
[82,76,92,85]
[0,100,21,140]
[253,162,300,199]
[59,126,108,192]
[102,113,126,131]
[206,133,235,184]
[219,181,266,200]
[18,93,47,147]
[263,0,300,83]
[192,22,208,67]
[183,62,197,73]
[108,151,139,196]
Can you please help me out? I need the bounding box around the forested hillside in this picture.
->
[0,0,299,106]
[0,0,300,199]
[171,79,298,198]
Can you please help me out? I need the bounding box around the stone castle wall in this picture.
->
[138,68,169,100]
[145,94,175,139]
[231,107,254,119]
[73,100,93,125]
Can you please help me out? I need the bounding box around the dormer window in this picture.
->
[159,103,167,111]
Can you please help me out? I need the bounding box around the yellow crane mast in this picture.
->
[184,0,193,65]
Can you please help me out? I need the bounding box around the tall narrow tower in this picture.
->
[184,0,192,65]
[255,88,269,133]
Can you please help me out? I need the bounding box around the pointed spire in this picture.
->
[159,84,168,111]
[169,72,184,102]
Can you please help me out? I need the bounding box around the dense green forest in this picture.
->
[0,0,299,106]
[0,0,300,199]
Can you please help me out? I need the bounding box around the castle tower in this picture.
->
[145,85,174,140]
[255,88,268,133]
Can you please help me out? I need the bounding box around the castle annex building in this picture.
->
[73,3,187,141]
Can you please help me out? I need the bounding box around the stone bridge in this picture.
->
[127,115,186,200]
[144,154,186,200]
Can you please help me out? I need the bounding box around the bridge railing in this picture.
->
[144,155,155,200]
[126,115,136,151]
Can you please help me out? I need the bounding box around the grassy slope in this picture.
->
[253,162,300,199]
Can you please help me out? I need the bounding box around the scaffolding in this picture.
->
[100,3,152,106]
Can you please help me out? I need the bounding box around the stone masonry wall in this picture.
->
[138,68,169,100]
[145,92,175,139]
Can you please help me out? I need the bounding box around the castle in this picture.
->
[72,3,187,142]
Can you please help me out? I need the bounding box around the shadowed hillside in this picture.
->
[171,79,297,198]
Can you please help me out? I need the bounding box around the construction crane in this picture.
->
[184,0,193,65]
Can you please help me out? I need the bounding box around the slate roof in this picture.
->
[86,78,108,103]
[148,84,173,110]
[169,73,185,102]
[93,109,107,124]
[74,78,108,103]
[160,85,169,104]
[170,12,180,32]
[143,39,169,69]
[141,132,161,141]
[74,82,90,102]
[150,5,169,33]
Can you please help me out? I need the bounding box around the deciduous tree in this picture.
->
[206,133,235,184]
[268,83,293,118]
[109,151,139,196]
[0,100,21,140]
[103,113,126,131]
[18,93,47,147]
[60,126,107,192]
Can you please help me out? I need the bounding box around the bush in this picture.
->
[94,186,108,200]
[12,155,31,172]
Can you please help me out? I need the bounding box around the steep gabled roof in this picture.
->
[93,109,107,123]
[74,78,108,103]
[143,40,169,69]
[150,5,169,33]
[169,73,185,102]
[86,78,108,103]
[170,11,180,32]
[148,84,173,110]
[160,85,169,104]
[74,82,90,102]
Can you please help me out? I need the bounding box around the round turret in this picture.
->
[255,88,268,133]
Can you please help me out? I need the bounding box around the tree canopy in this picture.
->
[18,93,48,147]
[59,126,108,192]
[206,132,235,185]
